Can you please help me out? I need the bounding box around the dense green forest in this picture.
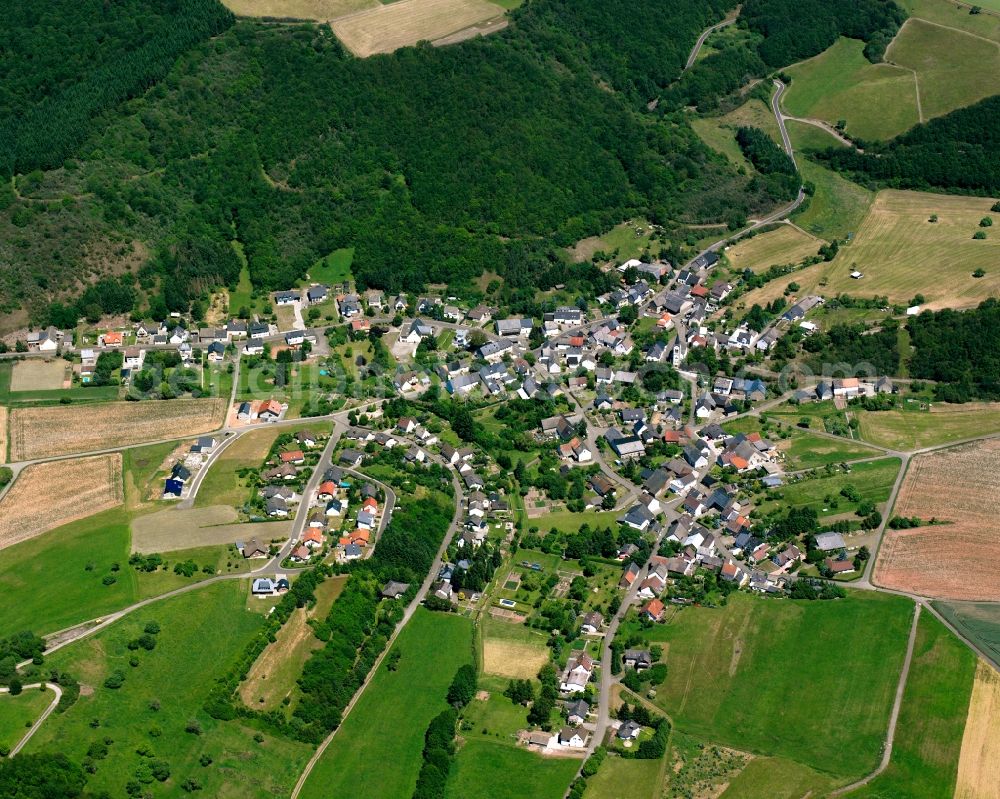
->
[908,299,1000,401]
[741,0,905,66]
[0,0,233,175]
[815,95,1000,195]
[801,320,901,378]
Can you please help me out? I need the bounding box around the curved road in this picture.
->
[684,17,735,70]
[0,682,62,756]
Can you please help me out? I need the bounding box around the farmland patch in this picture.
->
[955,660,1000,799]
[331,0,506,57]
[724,224,824,273]
[221,0,376,19]
[8,398,225,460]
[0,454,123,551]
[876,440,1000,601]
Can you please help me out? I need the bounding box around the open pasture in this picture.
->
[0,454,123,551]
[131,505,292,553]
[28,580,312,798]
[955,660,1000,799]
[724,224,824,273]
[887,17,1000,124]
[298,609,474,799]
[857,401,1000,450]
[877,440,1000,601]
[195,427,282,509]
[8,398,225,460]
[847,613,977,799]
[652,591,913,784]
[9,359,67,392]
[783,37,919,141]
[331,0,506,56]
[221,0,375,19]
[447,739,579,799]
[0,687,54,752]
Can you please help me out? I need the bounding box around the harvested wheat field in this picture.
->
[332,0,505,57]
[9,398,224,461]
[725,224,824,274]
[955,661,1000,799]
[9,359,67,392]
[875,441,1000,600]
[221,0,375,20]
[0,454,123,550]
[132,505,292,553]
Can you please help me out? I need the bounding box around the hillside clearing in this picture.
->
[221,0,375,19]
[955,661,1000,799]
[783,37,919,141]
[0,454,123,551]
[876,440,1000,601]
[887,17,1000,123]
[331,0,506,57]
[9,398,225,460]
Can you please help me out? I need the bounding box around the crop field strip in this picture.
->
[8,397,225,460]
[0,453,124,551]
[955,661,1000,799]
[331,0,507,56]
[876,439,1000,601]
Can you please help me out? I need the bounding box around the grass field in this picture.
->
[857,401,1000,449]
[691,98,782,172]
[846,612,976,799]
[755,457,901,522]
[481,615,551,679]
[784,37,919,141]
[719,756,835,798]
[9,359,67,392]
[221,0,375,19]
[0,361,119,406]
[652,591,914,784]
[240,575,348,712]
[298,609,474,799]
[0,453,124,551]
[0,686,53,752]
[724,224,824,273]
[447,738,579,799]
[584,755,662,799]
[933,602,1000,669]
[306,247,354,285]
[532,509,621,534]
[955,660,1000,799]
[332,0,505,56]
[195,428,282,508]
[887,17,1000,123]
[724,417,880,470]
[28,580,312,798]
[131,504,293,553]
[8,398,225,460]
[901,0,1000,43]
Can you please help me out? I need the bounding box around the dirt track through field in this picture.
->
[9,398,224,461]
[876,440,1000,601]
[0,454,123,550]
[955,661,1000,799]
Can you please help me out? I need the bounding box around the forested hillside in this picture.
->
[1,0,786,322]
[0,0,234,175]
[815,95,1000,195]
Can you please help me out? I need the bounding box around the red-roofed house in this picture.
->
[280,450,305,464]
[641,599,665,622]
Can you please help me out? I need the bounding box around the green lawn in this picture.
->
[0,686,53,752]
[447,738,579,799]
[755,457,901,521]
[720,756,835,798]
[652,591,914,784]
[723,417,880,470]
[856,403,1000,450]
[531,509,621,535]
[305,247,354,286]
[584,755,662,799]
[846,612,977,799]
[28,580,311,798]
[298,609,474,799]
[783,37,919,141]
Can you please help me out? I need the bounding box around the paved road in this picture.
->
[0,682,62,756]
[684,17,735,70]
